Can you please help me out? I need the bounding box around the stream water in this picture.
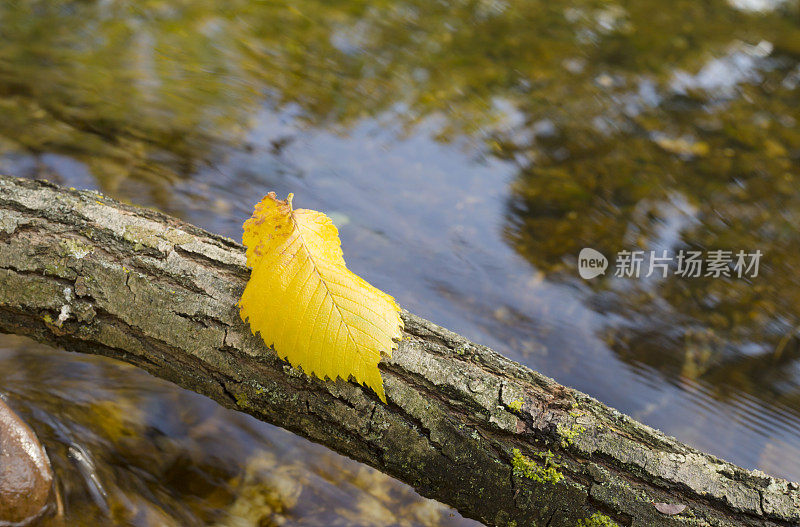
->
[2,1,800,525]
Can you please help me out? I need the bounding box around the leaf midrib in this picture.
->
[288,209,363,363]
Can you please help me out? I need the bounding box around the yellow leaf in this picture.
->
[239,192,403,401]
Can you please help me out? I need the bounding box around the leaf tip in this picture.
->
[374,382,387,403]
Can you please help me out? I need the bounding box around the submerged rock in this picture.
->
[0,398,53,525]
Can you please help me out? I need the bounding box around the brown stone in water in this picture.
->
[0,399,53,524]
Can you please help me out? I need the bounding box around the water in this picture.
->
[2,0,800,524]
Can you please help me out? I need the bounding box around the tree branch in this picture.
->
[0,175,797,526]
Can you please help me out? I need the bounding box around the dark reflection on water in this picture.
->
[2,0,800,523]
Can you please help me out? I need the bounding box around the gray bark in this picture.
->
[0,174,798,527]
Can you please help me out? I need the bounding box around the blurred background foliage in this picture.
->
[2,0,800,524]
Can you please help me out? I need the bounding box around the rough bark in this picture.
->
[0,174,798,527]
